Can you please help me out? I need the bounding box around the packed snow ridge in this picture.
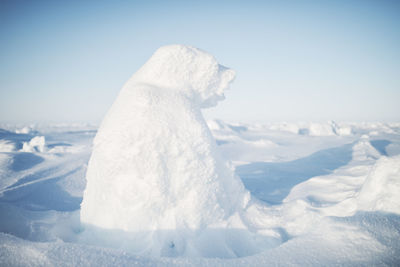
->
[80,45,274,257]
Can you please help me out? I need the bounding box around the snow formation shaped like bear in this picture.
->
[80,45,266,257]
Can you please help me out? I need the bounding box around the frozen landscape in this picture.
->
[1,119,400,266]
[1,45,400,266]
[2,0,400,265]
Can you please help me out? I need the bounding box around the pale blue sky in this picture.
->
[1,0,399,123]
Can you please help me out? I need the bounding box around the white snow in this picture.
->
[0,140,15,152]
[269,122,300,134]
[0,46,400,265]
[21,136,46,153]
[0,120,399,265]
[307,122,337,136]
[357,155,400,214]
[15,126,33,134]
[80,45,271,257]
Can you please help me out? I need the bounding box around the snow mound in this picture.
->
[309,122,336,136]
[21,136,46,153]
[352,136,381,161]
[357,155,400,214]
[15,126,33,134]
[80,45,267,257]
[330,121,353,136]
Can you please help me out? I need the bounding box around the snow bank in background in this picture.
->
[21,136,46,153]
[301,121,352,136]
[15,126,33,134]
[269,122,300,134]
[208,121,399,140]
[357,155,400,214]
[265,121,353,136]
[350,122,397,136]
[333,123,353,136]
[80,45,269,258]
[301,123,334,136]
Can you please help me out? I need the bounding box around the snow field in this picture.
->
[0,44,399,264]
[0,121,399,265]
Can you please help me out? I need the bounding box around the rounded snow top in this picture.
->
[128,45,236,108]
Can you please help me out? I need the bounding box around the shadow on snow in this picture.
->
[370,139,391,156]
[0,168,82,212]
[10,153,45,171]
[236,143,354,204]
[77,223,284,259]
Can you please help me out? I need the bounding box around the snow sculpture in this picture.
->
[80,45,262,257]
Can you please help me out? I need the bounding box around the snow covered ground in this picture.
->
[0,120,399,266]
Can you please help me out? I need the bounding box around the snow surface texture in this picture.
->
[357,155,400,214]
[80,45,268,258]
[0,121,400,265]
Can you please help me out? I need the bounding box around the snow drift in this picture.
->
[80,45,266,257]
[357,155,400,214]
